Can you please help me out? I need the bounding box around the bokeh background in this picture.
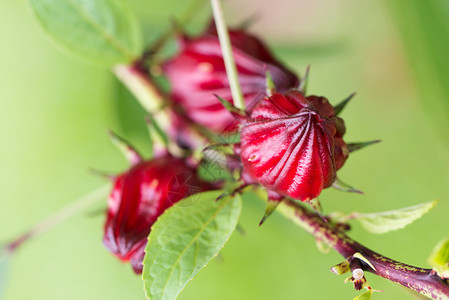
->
[1,0,449,299]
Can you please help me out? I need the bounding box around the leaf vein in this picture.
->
[158,197,230,299]
[63,0,133,59]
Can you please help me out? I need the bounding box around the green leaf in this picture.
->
[428,238,449,279]
[217,132,240,145]
[198,160,233,182]
[142,191,242,300]
[354,290,373,300]
[27,0,143,67]
[199,146,234,182]
[354,200,437,234]
[0,249,10,299]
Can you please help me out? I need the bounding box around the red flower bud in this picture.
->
[240,90,348,202]
[163,27,299,132]
[103,155,208,274]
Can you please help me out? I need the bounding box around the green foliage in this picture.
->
[198,161,233,182]
[27,0,143,67]
[428,238,449,279]
[354,290,373,300]
[142,191,242,300]
[354,200,437,234]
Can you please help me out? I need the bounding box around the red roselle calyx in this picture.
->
[163,25,299,133]
[240,90,349,202]
[103,155,208,274]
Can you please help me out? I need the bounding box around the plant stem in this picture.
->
[5,185,110,254]
[113,64,181,151]
[276,198,449,300]
[114,7,449,299]
[113,63,222,150]
[210,0,245,110]
[113,64,165,113]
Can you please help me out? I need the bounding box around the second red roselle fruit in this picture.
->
[103,155,209,274]
[240,90,349,202]
[163,25,299,133]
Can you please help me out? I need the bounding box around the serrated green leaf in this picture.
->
[142,191,242,300]
[0,249,10,299]
[27,0,143,67]
[428,238,449,279]
[354,290,373,300]
[355,200,437,234]
[198,160,233,182]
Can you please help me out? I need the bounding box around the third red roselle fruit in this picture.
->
[240,90,349,202]
[163,25,299,133]
[102,155,209,273]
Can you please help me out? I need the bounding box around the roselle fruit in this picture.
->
[163,25,299,133]
[103,155,208,274]
[240,90,348,202]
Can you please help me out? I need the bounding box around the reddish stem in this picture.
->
[278,198,449,300]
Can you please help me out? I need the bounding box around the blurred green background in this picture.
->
[1,0,449,299]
